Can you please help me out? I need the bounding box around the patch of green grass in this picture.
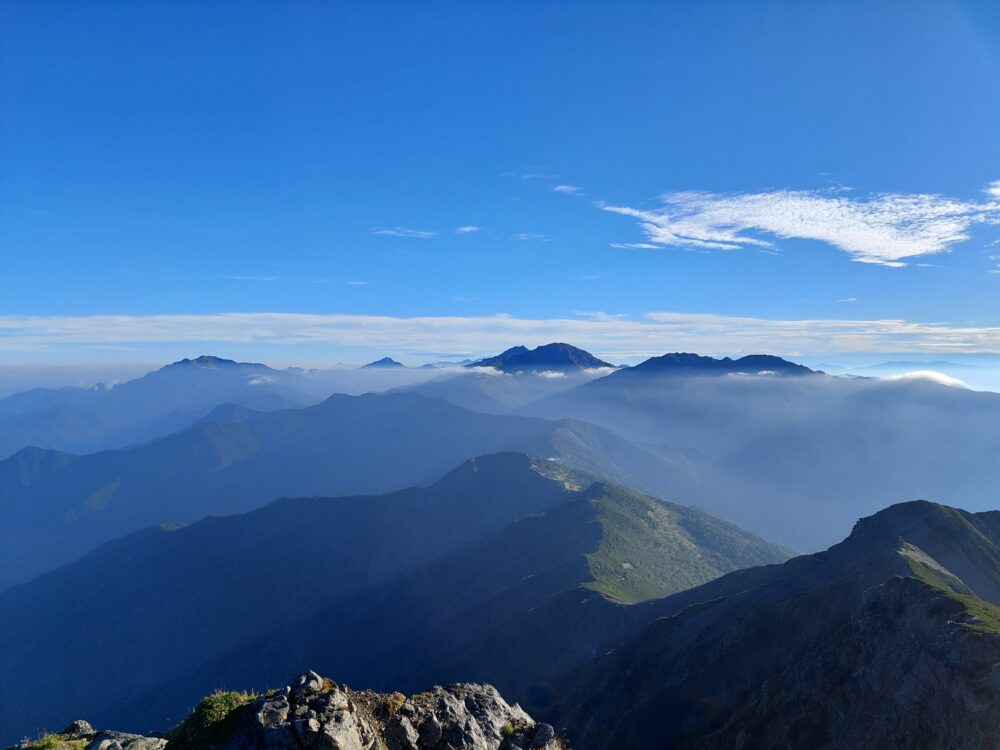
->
[906,555,1000,635]
[951,592,1000,634]
[904,555,971,596]
[529,455,589,492]
[583,485,726,604]
[166,690,257,750]
[23,736,87,750]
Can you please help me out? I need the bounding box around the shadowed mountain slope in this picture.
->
[561,500,1000,749]
[0,454,787,743]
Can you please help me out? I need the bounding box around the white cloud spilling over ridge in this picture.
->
[5,311,1000,361]
[887,371,968,388]
[602,185,1000,266]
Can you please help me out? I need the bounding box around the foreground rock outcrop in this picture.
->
[6,672,562,750]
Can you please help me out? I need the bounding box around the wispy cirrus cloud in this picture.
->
[553,184,583,195]
[5,311,1000,360]
[372,227,439,238]
[455,225,480,234]
[222,275,338,284]
[602,184,1000,267]
[609,242,659,250]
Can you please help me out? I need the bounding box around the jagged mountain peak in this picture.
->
[468,343,615,373]
[163,355,249,369]
[842,500,1000,559]
[359,356,406,369]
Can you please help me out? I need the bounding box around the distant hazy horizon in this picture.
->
[6,347,1000,396]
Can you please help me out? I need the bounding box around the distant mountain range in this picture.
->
[0,347,813,459]
[0,453,788,742]
[0,356,332,459]
[5,344,999,559]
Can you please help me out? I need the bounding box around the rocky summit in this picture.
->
[6,672,562,750]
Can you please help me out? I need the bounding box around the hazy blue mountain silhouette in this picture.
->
[0,356,332,458]
[468,343,615,373]
[598,352,816,379]
[360,357,405,369]
[0,392,699,589]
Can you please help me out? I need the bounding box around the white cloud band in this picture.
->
[4,311,1000,360]
[603,186,1000,266]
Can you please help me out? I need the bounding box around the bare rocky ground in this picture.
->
[6,671,563,750]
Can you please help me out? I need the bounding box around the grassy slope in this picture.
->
[897,505,1000,635]
[583,484,790,604]
[905,555,1000,635]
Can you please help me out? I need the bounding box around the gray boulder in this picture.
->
[531,724,555,748]
[290,671,324,699]
[418,716,443,747]
[61,722,95,739]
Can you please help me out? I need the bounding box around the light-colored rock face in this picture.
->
[85,732,168,750]
[287,685,377,750]
[243,676,560,750]
[6,673,562,750]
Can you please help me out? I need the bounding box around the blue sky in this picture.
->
[3,0,1000,365]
